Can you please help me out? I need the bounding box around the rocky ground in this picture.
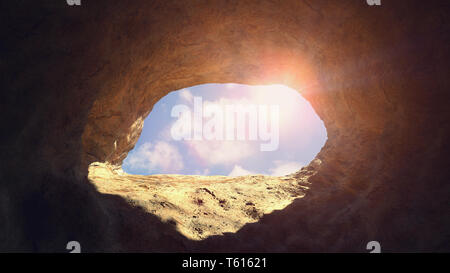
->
[88,162,317,240]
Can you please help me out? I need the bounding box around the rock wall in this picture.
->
[0,0,449,252]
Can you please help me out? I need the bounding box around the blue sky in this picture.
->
[122,83,327,176]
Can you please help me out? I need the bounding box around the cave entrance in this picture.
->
[123,83,327,176]
[88,83,327,240]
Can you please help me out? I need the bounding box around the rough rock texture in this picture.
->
[1,0,449,252]
[88,161,315,241]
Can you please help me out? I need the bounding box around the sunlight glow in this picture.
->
[123,83,327,176]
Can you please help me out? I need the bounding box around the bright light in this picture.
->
[123,83,327,176]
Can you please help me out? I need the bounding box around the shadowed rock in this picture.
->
[0,0,449,252]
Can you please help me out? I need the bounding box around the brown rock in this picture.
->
[0,0,449,252]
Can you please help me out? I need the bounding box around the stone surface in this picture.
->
[0,0,449,252]
[88,161,315,241]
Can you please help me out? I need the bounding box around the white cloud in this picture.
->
[124,141,184,173]
[269,160,304,176]
[158,123,175,140]
[194,169,210,176]
[226,83,236,89]
[179,95,261,165]
[228,165,256,177]
[179,88,193,103]
[186,140,256,165]
[228,160,304,177]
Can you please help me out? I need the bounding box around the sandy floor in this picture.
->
[88,162,316,240]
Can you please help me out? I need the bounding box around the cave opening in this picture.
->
[88,83,328,240]
[122,83,327,176]
[2,0,446,253]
